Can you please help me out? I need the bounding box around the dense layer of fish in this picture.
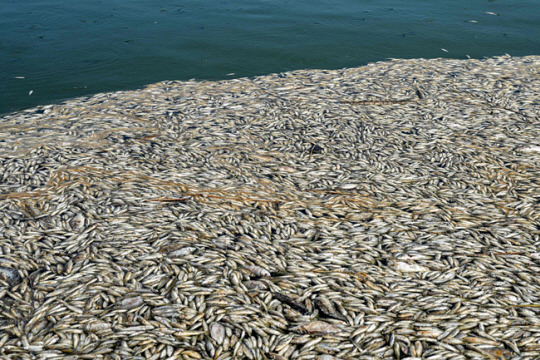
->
[0,55,539,359]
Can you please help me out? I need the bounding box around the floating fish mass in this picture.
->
[0,55,539,359]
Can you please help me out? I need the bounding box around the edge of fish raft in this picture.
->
[0,55,539,359]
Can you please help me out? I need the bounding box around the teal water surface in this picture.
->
[1,0,539,115]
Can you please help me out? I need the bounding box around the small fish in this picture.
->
[482,347,512,358]
[316,356,343,360]
[292,321,341,335]
[84,321,112,333]
[243,280,268,290]
[168,246,197,257]
[278,165,297,173]
[314,297,347,321]
[0,267,21,287]
[441,48,449,53]
[310,144,324,154]
[71,213,85,230]
[28,90,34,96]
[118,296,143,309]
[273,292,310,314]
[486,11,498,16]
[152,305,182,317]
[517,146,540,153]
[245,264,271,278]
[395,261,429,272]
[206,341,215,357]
[173,331,207,337]
[267,353,288,360]
[210,322,225,344]
[181,350,201,359]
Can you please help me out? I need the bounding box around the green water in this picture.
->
[1,0,539,115]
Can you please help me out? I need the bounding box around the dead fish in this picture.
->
[152,305,183,317]
[118,296,143,309]
[481,346,513,358]
[210,322,225,344]
[84,321,112,333]
[169,247,198,257]
[517,146,540,153]
[315,356,343,360]
[278,165,297,173]
[243,280,268,290]
[315,343,340,354]
[182,350,201,359]
[283,307,303,323]
[292,321,341,335]
[309,144,324,154]
[205,341,215,357]
[395,261,429,273]
[267,353,288,360]
[71,212,85,230]
[245,264,271,278]
[314,297,347,321]
[273,292,310,314]
[0,266,21,287]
